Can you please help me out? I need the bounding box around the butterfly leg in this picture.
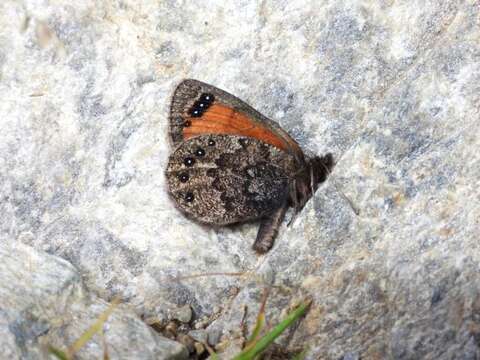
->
[252,201,289,253]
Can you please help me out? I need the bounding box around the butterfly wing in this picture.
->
[169,79,306,164]
[165,134,297,225]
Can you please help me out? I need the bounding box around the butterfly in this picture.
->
[165,79,333,253]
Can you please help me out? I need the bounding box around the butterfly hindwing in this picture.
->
[169,79,305,163]
[165,134,298,225]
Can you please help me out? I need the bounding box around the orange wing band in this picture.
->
[183,104,289,151]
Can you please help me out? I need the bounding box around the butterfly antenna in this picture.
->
[287,179,299,227]
[287,210,299,227]
[310,164,315,196]
[321,154,360,216]
[306,163,318,218]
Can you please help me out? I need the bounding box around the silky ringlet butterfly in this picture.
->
[166,79,334,253]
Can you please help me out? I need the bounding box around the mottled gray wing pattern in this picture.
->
[169,79,201,146]
[165,134,298,225]
[169,79,305,163]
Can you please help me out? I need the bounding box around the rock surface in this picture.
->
[0,242,188,359]
[1,0,479,359]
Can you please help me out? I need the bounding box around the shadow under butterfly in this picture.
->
[165,79,334,253]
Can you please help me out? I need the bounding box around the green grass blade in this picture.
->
[67,297,120,357]
[292,348,308,360]
[47,345,69,360]
[245,289,268,348]
[47,298,119,359]
[233,300,310,360]
[246,310,265,347]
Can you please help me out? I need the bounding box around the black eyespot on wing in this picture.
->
[185,192,194,202]
[184,157,195,166]
[208,139,215,146]
[179,173,189,182]
[188,93,215,117]
[189,108,202,117]
[200,93,214,104]
[195,148,206,157]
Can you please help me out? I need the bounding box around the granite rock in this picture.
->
[1,0,479,359]
[0,242,188,359]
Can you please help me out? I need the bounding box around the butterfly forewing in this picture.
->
[165,135,297,225]
[169,79,306,164]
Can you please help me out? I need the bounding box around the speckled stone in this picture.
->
[171,305,193,324]
[188,329,208,344]
[1,0,479,359]
[0,242,188,359]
